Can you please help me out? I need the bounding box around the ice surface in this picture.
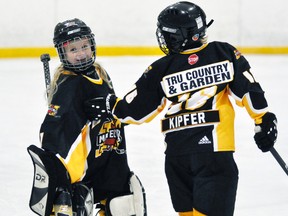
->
[0,55,287,215]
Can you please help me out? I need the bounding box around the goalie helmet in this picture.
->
[156,1,213,55]
[53,18,96,72]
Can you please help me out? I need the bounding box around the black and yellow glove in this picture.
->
[254,112,278,152]
[84,94,117,121]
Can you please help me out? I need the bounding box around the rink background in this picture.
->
[0,55,288,215]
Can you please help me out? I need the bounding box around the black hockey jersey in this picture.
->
[112,42,269,156]
[40,67,130,186]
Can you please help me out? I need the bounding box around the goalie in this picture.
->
[27,18,146,216]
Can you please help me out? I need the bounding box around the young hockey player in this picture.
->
[84,2,278,216]
[27,18,146,216]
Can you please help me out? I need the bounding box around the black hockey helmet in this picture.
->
[53,18,96,72]
[156,1,213,55]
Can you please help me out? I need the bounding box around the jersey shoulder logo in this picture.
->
[47,104,60,117]
[234,49,242,60]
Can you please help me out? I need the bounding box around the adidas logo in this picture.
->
[198,136,211,144]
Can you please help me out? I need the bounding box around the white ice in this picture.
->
[0,55,288,215]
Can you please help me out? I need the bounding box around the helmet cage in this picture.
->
[55,34,96,72]
[156,21,207,55]
[156,24,191,55]
[156,27,169,55]
[53,18,96,72]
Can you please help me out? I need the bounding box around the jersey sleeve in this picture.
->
[40,75,90,183]
[113,63,167,124]
[40,77,86,154]
[227,46,268,123]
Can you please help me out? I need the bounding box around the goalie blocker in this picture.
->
[27,145,147,216]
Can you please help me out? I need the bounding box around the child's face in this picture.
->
[63,37,93,65]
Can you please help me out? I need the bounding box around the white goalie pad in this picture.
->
[28,149,49,216]
[108,173,147,216]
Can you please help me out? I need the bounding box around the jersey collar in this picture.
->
[180,43,208,54]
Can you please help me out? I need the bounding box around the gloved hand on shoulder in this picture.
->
[254,112,278,152]
[84,94,117,121]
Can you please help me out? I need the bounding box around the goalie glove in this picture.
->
[84,94,117,121]
[254,112,278,152]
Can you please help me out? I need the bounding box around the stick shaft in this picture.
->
[270,147,288,176]
[43,61,51,89]
[40,54,51,97]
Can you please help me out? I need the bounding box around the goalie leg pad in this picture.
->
[27,145,71,216]
[108,194,135,216]
[106,172,147,216]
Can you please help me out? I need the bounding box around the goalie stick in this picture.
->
[40,53,51,97]
[270,147,288,176]
[27,54,53,215]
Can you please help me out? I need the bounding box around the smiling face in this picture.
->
[53,19,96,72]
[63,37,93,65]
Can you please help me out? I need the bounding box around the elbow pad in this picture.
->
[248,82,268,110]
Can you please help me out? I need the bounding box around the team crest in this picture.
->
[95,119,125,157]
[47,104,60,116]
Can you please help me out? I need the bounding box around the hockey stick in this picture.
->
[40,53,51,97]
[270,147,288,176]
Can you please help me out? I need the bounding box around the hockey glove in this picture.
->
[254,112,278,152]
[84,94,117,121]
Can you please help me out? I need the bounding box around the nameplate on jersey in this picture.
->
[161,60,234,97]
[161,110,220,134]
